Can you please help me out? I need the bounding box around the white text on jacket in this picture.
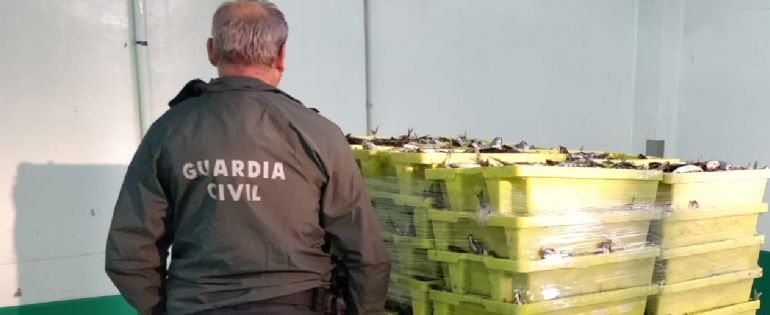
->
[181,159,286,201]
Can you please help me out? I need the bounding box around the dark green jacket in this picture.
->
[105,76,390,315]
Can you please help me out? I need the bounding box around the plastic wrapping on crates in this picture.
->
[428,208,660,260]
[650,204,767,249]
[644,169,770,314]
[656,169,770,210]
[652,235,763,285]
[351,144,770,315]
[429,286,658,315]
[647,268,762,315]
[429,246,659,302]
[646,204,767,289]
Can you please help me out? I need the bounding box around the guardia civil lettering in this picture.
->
[181,159,286,201]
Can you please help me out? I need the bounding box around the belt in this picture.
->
[257,289,315,306]
[202,288,330,313]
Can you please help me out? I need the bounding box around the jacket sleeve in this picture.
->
[105,129,172,315]
[321,135,391,315]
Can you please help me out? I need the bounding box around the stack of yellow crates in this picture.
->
[424,164,663,315]
[350,144,445,310]
[353,143,569,313]
[351,141,769,315]
[646,170,770,314]
[375,150,484,314]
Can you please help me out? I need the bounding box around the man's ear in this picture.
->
[275,44,286,73]
[207,38,217,66]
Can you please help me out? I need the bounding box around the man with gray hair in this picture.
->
[105,1,390,314]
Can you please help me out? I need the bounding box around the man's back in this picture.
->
[106,77,390,315]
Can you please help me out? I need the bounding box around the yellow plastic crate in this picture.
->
[371,199,396,240]
[429,209,502,258]
[372,197,412,239]
[657,170,770,210]
[428,247,658,303]
[379,207,429,239]
[653,235,764,285]
[480,165,662,215]
[424,153,568,212]
[390,192,437,208]
[393,275,442,315]
[386,272,411,305]
[692,300,759,315]
[387,151,567,196]
[425,167,485,212]
[430,285,658,315]
[370,193,434,240]
[351,149,399,194]
[390,235,442,279]
[411,207,432,240]
[350,146,396,179]
[386,208,415,239]
[383,151,447,196]
[364,177,400,194]
[651,204,767,249]
[486,211,659,260]
[383,239,414,278]
[429,209,659,260]
[385,207,431,240]
[647,268,762,315]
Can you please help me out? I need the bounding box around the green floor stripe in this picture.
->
[0,295,135,315]
[753,250,770,314]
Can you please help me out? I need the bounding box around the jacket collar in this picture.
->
[207,76,278,92]
[208,76,302,104]
[168,76,302,108]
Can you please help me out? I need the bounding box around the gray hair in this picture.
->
[211,0,288,66]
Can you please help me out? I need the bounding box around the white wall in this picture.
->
[0,0,138,307]
[675,0,770,163]
[146,0,367,134]
[368,0,639,152]
[631,0,684,154]
[659,0,770,249]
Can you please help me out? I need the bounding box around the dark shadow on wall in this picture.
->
[12,163,135,315]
